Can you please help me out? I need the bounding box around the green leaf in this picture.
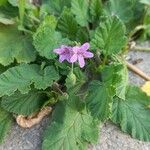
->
[0,63,59,96]
[89,0,102,23]
[116,62,128,100]
[41,0,71,16]
[105,0,145,32]
[106,0,134,24]
[65,71,77,89]
[76,27,89,43]
[0,2,16,25]
[33,15,70,59]
[0,24,36,66]
[112,86,150,141]
[0,15,15,24]
[0,2,18,23]
[8,0,18,6]
[57,8,78,40]
[0,106,12,143]
[142,8,150,39]
[1,90,47,116]
[102,63,123,87]
[0,0,7,6]
[86,80,112,121]
[42,101,99,150]
[91,16,127,55]
[71,0,89,26]
[140,0,150,5]
[66,67,87,94]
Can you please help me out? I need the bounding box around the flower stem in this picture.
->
[71,63,74,73]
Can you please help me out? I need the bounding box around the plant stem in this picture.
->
[71,63,74,73]
[126,61,150,81]
[19,0,25,27]
[52,82,64,95]
[102,55,107,66]
[129,25,147,38]
[132,46,150,51]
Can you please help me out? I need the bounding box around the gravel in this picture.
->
[0,44,150,150]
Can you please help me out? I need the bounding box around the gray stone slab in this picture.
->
[0,44,150,150]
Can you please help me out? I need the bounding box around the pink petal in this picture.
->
[84,51,94,58]
[66,54,71,62]
[59,55,66,62]
[81,43,90,51]
[72,46,80,53]
[54,48,64,54]
[70,54,78,63]
[78,55,85,68]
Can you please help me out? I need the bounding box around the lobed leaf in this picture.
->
[1,90,47,116]
[0,24,36,66]
[57,8,78,40]
[112,86,150,141]
[0,63,59,96]
[91,16,127,55]
[89,0,103,23]
[116,62,128,100]
[105,0,145,32]
[0,106,12,143]
[86,80,112,121]
[33,15,70,59]
[71,0,89,26]
[41,0,71,16]
[42,101,99,150]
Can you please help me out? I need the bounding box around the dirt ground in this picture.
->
[0,43,150,150]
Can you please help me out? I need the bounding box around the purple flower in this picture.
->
[53,45,72,63]
[53,43,94,68]
[70,43,94,68]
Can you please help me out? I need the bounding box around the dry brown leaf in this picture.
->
[16,107,52,128]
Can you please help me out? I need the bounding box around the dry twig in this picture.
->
[126,61,150,81]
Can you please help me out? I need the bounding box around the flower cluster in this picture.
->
[53,43,94,68]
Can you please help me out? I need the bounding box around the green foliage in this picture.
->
[71,0,89,26]
[0,0,7,6]
[0,106,12,143]
[89,0,103,24]
[0,24,36,66]
[140,0,150,5]
[0,63,59,96]
[86,80,112,121]
[91,16,127,55]
[65,67,87,93]
[42,100,99,150]
[1,90,47,115]
[76,27,89,43]
[142,8,150,39]
[116,62,128,100]
[101,63,123,88]
[0,0,150,147]
[33,15,70,59]
[112,86,150,141]
[0,1,18,20]
[106,0,134,24]
[106,0,145,32]
[41,0,71,16]
[57,8,78,40]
